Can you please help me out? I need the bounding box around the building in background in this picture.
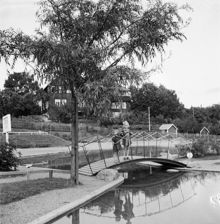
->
[159,124,178,136]
[111,87,131,118]
[200,127,210,136]
[42,81,131,119]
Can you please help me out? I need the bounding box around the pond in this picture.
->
[52,166,220,224]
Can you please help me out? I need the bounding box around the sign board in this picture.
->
[3,114,11,133]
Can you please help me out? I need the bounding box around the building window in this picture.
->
[61,99,67,105]
[111,102,126,109]
[111,102,120,109]
[111,103,116,109]
[55,99,67,106]
[121,102,127,109]
[55,99,61,106]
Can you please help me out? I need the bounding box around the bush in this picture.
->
[62,134,72,141]
[49,104,72,123]
[99,116,122,126]
[210,141,220,155]
[191,139,208,157]
[0,144,19,171]
[175,144,192,157]
[191,138,220,157]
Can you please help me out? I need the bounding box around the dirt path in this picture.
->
[17,138,190,157]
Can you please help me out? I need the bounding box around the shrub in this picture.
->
[191,138,220,157]
[49,104,72,123]
[62,134,71,141]
[210,141,220,155]
[175,144,192,157]
[191,139,208,157]
[0,144,19,171]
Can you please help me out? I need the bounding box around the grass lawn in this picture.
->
[0,178,74,204]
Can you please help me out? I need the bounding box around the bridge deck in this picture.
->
[79,156,187,176]
[79,156,140,176]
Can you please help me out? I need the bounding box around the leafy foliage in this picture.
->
[0,0,190,182]
[0,72,43,117]
[49,104,72,123]
[82,66,144,118]
[191,138,220,157]
[173,105,220,134]
[0,144,19,171]
[131,83,184,119]
[4,72,39,95]
[0,0,190,92]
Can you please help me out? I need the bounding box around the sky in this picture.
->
[0,0,220,108]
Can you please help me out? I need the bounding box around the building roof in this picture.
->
[159,124,177,131]
[200,127,210,134]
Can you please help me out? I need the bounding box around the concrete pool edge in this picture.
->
[28,176,124,224]
[177,167,220,172]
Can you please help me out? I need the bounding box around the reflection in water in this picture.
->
[82,168,196,221]
[122,192,134,224]
[114,190,123,221]
[53,167,220,224]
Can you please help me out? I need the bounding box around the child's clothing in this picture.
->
[112,133,122,163]
[112,134,122,153]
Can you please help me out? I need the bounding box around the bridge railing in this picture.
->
[80,172,196,219]
[79,131,188,173]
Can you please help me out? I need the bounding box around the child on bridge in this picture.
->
[112,129,122,163]
[120,121,132,160]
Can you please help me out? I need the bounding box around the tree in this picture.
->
[0,0,190,184]
[4,72,39,95]
[131,83,184,119]
[0,144,19,171]
[0,72,42,117]
[82,66,144,118]
[0,89,42,117]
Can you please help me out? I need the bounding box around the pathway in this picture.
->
[17,138,190,157]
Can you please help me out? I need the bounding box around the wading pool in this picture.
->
[52,167,220,224]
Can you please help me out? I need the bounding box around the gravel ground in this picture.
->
[0,172,109,224]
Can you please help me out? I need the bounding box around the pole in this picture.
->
[167,139,170,159]
[70,86,79,184]
[148,107,151,132]
[5,132,9,144]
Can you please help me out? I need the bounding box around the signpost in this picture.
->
[2,114,11,144]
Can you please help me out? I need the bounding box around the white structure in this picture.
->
[200,127,209,136]
[2,114,11,143]
[159,124,178,136]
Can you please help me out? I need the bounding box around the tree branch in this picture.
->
[88,1,117,47]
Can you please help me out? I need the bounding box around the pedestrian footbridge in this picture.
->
[78,131,189,176]
[79,156,188,176]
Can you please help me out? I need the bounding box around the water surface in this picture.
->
[53,167,220,224]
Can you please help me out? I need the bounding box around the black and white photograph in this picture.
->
[0,0,220,224]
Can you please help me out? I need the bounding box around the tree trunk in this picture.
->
[70,87,79,184]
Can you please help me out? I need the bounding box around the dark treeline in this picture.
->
[0,72,47,117]
[129,83,220,134]
[1,73,220,135]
